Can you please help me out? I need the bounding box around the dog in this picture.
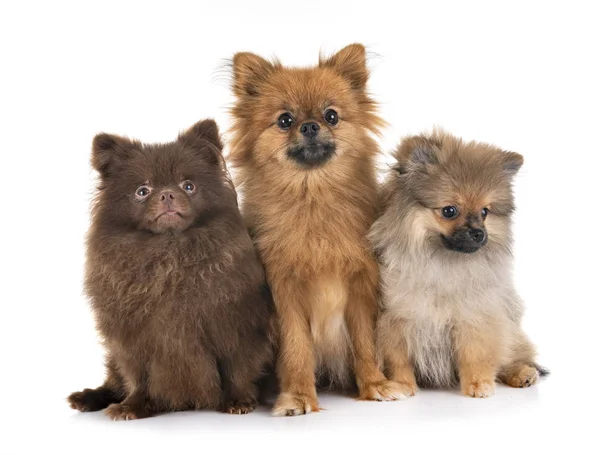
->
[229,44,404,416]
[370,130,547,398]
[68,119,273,419]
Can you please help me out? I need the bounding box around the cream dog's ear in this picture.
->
[501,151,524,177]
[393,134,440,175]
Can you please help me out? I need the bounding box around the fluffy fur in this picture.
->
[370,130,547,398]
[68,120,274,419]
[229,44,404,416]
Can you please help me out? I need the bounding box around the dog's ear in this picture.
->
[179,119,222,150]
[178,119,223,165]
[320,43,369,90]
[91,133,137,178]
[232,52,275,97]
[501,151,524,177]
[394,135,439,174]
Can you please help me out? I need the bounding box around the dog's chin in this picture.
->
[440,234,485,254]
[287,142,336,168]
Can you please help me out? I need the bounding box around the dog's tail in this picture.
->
[535,363,551,377]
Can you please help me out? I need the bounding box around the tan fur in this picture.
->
[229,44,404,416]
[371,130,545,398]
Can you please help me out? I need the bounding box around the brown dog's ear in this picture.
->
[501,151,524,177]
[178,119,224,165]
[91,133,136,178]
[394,135,439,174]
[179,119,223,150]
[232,52,275,97]
[320,43,369,90]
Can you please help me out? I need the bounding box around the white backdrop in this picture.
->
[1,1,598,453]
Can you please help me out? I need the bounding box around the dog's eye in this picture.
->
[135,185,151,199]
[277,113,294,130]
[324,109,338,125]
[181,181,195,193]
[441,206,458,219]
[481,207,489,219]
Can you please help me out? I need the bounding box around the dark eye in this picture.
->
[135,185,151,199]
[481,207,489,219]
[441,206,458,219]
[182,181,195,193]
[277,113,294,130]
[324,109,338,125]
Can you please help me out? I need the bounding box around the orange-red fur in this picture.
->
[229,44,403,416]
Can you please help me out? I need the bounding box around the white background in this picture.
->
[1,1,598,453]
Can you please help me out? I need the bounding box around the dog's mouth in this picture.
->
[155,210,182,222]
[287,141,336,168]
[153,211,189,231]
[440,233,487,254]
[150,210,190,233]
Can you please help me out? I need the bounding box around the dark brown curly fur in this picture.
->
[68,119,274,420]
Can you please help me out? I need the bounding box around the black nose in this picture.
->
[300,122,320,138]
[468,228,486,244]
[160,192,175,202]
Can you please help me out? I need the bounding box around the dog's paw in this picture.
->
[462,380,495,398]
[67,387,119,412]
[68,390,91,412]
[271,392,319,417]
[104,403,147,421]
[359,380,413,401]
[506,365,539,388]
[392,380,418,399]
[224,398,257,415]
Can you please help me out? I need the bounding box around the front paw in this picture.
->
[462,380,495,398]
[272,392,319,417]
[224,398,257,415]
[359,380,413,401]
[68,390,93,412]
[104,403,152,421]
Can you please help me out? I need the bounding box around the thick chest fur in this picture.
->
[381,253,514,387]
[86,238,261,354]
[250,191,374,279]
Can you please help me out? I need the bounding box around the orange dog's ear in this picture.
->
[320,43,369,90]
[232,52,275,97]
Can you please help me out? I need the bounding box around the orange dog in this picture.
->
[229,44,403,416]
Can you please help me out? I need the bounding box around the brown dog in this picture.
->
[68,120,273,419]
[229,44,404,416]
[370,130,548,398]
